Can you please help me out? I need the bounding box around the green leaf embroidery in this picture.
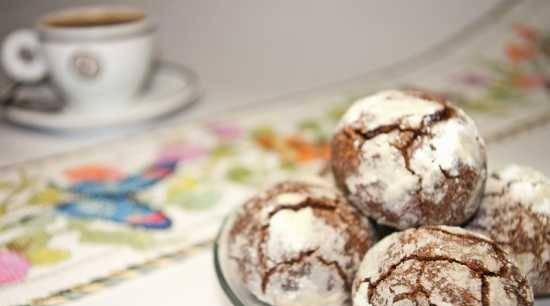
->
[70,221,155,250]
[1,171,37,209]
[170,189,220,211]
[327,105,347,122]
[28,187,63,206]
[280,160,297,171]
[250,126,275,139]
[211,144,235,159]
[298,119,321,133]
[226,166,253,183]
[4,228,72,266]
[166,177,198,203]
[25,248,70,265]
[0,181,14,190]
[6,230,49,252]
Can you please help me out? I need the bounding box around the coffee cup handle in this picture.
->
[1,29,47,83]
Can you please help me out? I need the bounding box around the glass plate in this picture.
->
[214,213,550,306]
[213,213,271,306]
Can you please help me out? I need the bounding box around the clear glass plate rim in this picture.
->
[213,215,248,306]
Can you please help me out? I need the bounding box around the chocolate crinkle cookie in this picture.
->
[352,226,534,306]
[228,181,377,306]
[331,90,487,229]
[467,165,550,296]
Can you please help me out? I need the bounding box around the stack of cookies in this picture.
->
[227,90,548,306]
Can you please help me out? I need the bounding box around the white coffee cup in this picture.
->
[1,6,155,113]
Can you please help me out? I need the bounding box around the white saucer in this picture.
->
[4,63,200,131]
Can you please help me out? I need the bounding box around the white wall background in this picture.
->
[0,0,501,109]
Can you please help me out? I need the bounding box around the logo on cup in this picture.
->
[71,51,100,79]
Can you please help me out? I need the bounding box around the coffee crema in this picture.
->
[44,10,144,28]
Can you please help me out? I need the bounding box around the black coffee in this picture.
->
[45,11,144,28]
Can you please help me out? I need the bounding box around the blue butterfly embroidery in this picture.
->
[56,159,177,230]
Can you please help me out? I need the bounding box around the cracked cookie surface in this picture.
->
[352,226,534,306]
[331,90,487,229]
[467,165,550,296]
[228,181,377,306]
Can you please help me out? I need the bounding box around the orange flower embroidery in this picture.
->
[65,165,123,182]
[285,136,330,163]
[511,74,544,89]
[513,24,538,42]
[253,132,329,164]
[506,42,537,63]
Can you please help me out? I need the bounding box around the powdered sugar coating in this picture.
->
[352,226,534,306]
[331,90,487,229]
[228,181,376,306]
[467,165,550,296]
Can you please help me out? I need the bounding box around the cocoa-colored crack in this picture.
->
[267,198,336,218]
[423,226,505,259]
[231,182,375,300]
[397,104,455,173]
[439,166,460,179]
[481,275,490,306]
[423,105,456,127]
[257,223,270,274]
[363,256,505,306]
[353,123,424,144]
[228,183,312,239]
[352,101,455,146]
[256,197,364,294]
[427,227,532,305]
[472,197,550,295]
[483,189,506,198]
[249,182,312,209]
[359,228,531,306]
[363,255,500,297]
[317,256,350,290]
[352,93,456,144]
[331,127,363,194]
[393,292,421,304]
[348,123,426,202]
[256,198,336,272]
[393,291,434,306]
[351,102,457,204]
[261,249,318,293]
[257,198,337,270]
[360,123,416,141]
[391,130,426,179]
[332,91,458,197]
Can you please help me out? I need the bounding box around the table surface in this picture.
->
[1,1,550,306]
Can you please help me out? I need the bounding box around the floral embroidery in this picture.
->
[70,221,156,250]
[252,127,330,166]
[226,166,254,183]
[0,171,39,217]
[156,142,208,164]
[24,248,71,266]
[28,187,63,206]
[207,121,244,141]
[65,165,123,182]
[451,24,550,112]
[0,250,30,285]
